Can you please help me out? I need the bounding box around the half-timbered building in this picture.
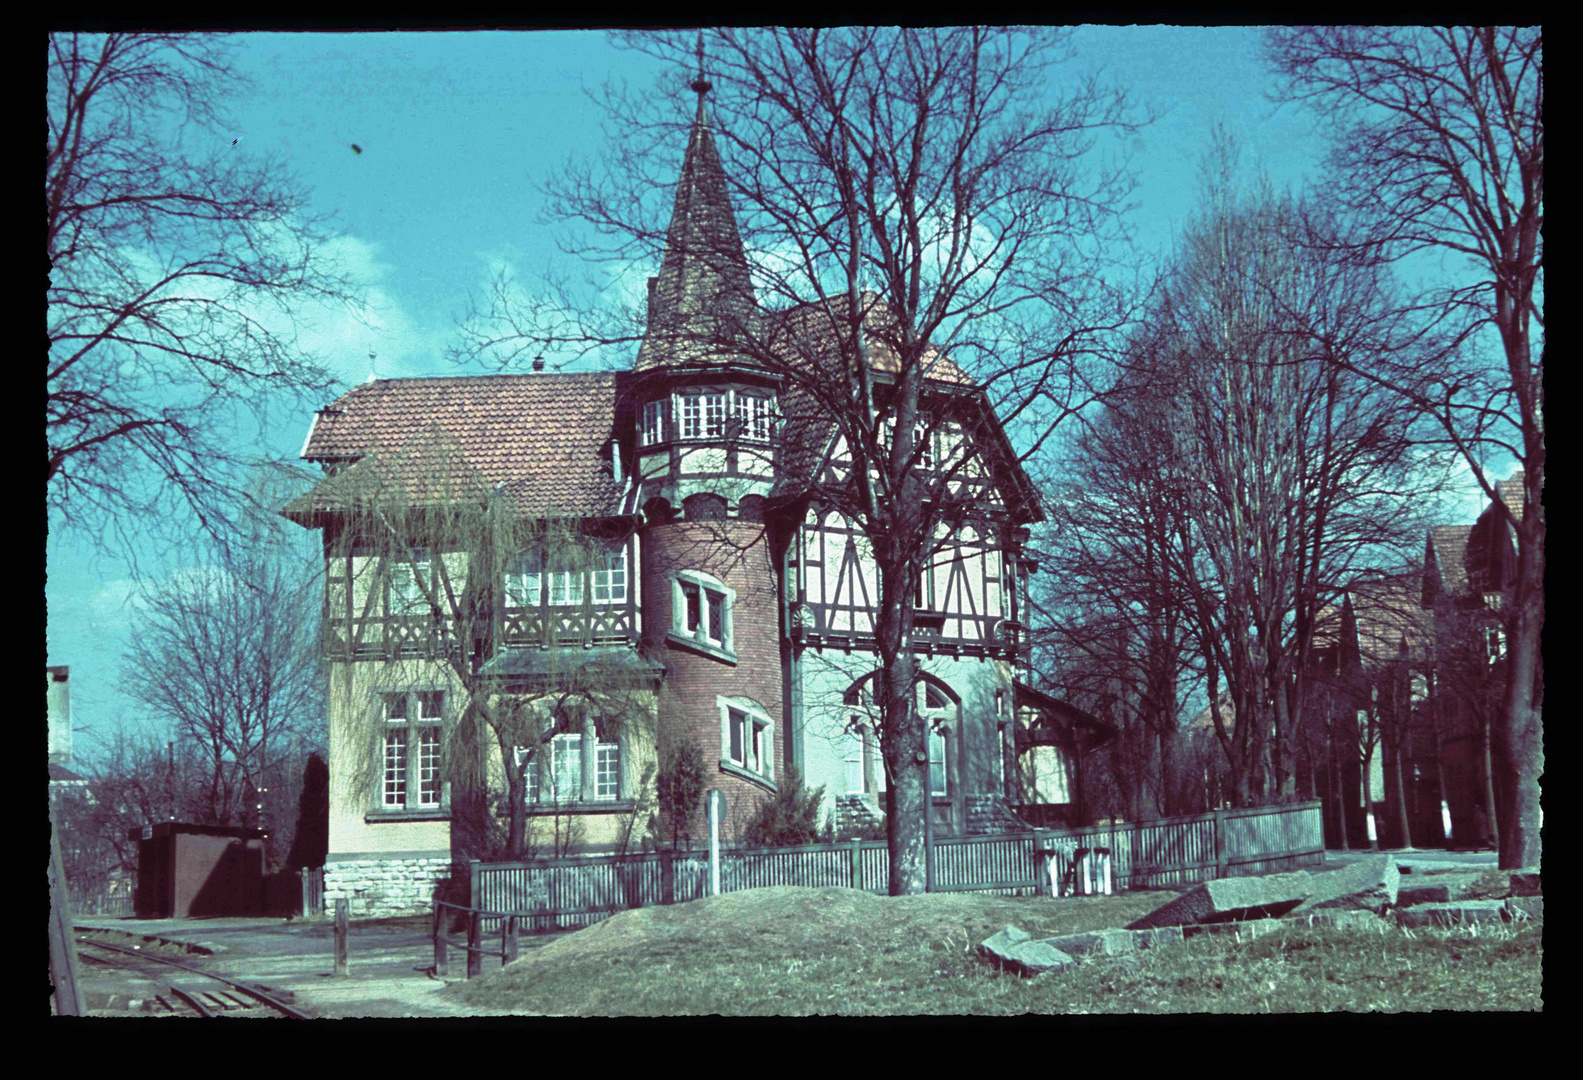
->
[285,78,1045,915]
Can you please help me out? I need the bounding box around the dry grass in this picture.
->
[446,885,1544,1016]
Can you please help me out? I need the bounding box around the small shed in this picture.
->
[128,823,267,918]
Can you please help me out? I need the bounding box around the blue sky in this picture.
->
[44,27,1501,759]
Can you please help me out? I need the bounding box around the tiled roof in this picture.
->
[1345,578,1432,666]
[1428,524,1471,596]
[1497,472,1525,525]
[634,93,759,373]
[286,372,625,521]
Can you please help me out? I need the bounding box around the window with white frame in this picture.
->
[526,721,621,806]
[732,392,775,442]
[389,548,432,614]
[505,550,542,609]
[546,552,585,607]
[1485,626,1506,665]
[671,570,734,657]
[918,680,952,797]
[679,391,728,440]
[641,400,665,446]
[673,388,775,442]
[929,729,948,797]
[380,690,444,810]
[590,546,628,605]
[843,728,864,794]
[720,697,773,781]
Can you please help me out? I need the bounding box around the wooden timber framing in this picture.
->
[323,525,642,662]
[787,506,1019,659]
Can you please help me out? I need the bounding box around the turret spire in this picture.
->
[635,35,757,372]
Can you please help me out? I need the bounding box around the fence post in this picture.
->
[660,849,674,905]
[849,838,862,891]
[301,869,310,917]
[433,905,448,977]
[466,910,482,979]
[504,915,519,965]
[334,898,349,976]
[469,858,481,912]
[1213,808,1229,879]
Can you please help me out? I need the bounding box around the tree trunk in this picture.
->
[1481,712,1499,851]
[1328,716,1348,850]
[1390,736,1413,849]
[1497,534,1544,869]
[1361,741,1379,851]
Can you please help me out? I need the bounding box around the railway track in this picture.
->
[74,936,315,1019]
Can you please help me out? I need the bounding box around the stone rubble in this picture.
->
[977,856,1541,978]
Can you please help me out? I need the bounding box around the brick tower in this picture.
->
[632,70,783,837]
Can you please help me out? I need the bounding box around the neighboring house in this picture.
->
[284,81,1046,915]
[1417,470,1526,848]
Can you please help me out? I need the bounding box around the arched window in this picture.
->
[841,673,957,797]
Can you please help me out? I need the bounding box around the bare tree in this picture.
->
[1080,136,1447,809]
[457,27,1142,895]
[47,33,358,559]
[120,474,325,841]
[1265,26,1542,868]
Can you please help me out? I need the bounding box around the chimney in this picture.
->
[647,276,659,325]
[532,355,545,372]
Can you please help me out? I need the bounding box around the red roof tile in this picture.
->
[286,373,625,521]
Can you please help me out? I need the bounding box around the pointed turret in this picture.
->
[635,73,758,371]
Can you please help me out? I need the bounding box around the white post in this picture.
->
[1441,800,1453,843]
[1098,850,1112,896]
[707,788,723,897]
[1075,849,1089,895]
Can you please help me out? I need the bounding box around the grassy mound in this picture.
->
[448,885,1542,1016]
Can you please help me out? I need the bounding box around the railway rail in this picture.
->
[73,935,315,1019]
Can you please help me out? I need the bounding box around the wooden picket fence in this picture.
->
[464,800,1323,935]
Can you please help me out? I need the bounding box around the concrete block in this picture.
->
[1397,884,1452,906]
[1395,900,1508,928]
[1002,941,1076,975]
[1126,871,1313,929]
[1039,929,1136,958]
[1509,872,1542,897]
[1139,926,1183,949]
[1504,896,1544,921]
[977,925,1031,960]
[1183,917,1283,940]
[1290,855,1399,916]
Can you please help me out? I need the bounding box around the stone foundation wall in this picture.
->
[966,793,1031,836]
[323,857,456,918]
[832,793,884,839]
